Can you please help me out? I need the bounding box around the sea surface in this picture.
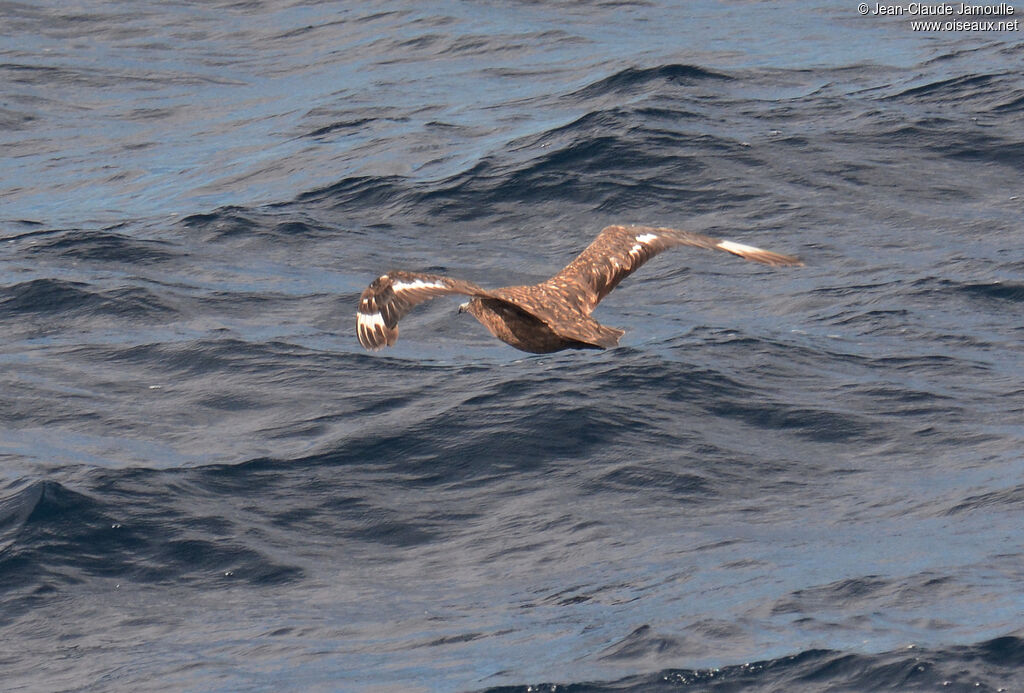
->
[2,2,1023,691]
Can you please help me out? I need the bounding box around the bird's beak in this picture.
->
[458,301,469,314]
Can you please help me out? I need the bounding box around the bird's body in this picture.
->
[459,297,610,353]
[356,224,801,354]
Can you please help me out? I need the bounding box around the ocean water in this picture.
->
[2,1,1023,691]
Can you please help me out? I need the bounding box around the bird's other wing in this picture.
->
[546,224,802,314]
[356,270,488,349]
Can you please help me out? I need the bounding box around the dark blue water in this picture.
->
[3,2,1023,691]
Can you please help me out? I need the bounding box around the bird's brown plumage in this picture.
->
[356,224,801,353]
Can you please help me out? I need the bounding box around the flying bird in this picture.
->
[357,224,801,354]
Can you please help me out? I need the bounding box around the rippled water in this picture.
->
[2,2,1023,691]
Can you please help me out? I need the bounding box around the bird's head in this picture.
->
[458,299,483,317]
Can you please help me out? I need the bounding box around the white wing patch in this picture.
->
[717,240,763,255]
[357,310,391,350]
[627,233,658,261]
[391,278,447,292]
[358,312,385,329]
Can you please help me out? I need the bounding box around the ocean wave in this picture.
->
[479,635,1024,692]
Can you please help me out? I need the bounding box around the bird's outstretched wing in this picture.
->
[544,225,802,315]
[356,271,488,349]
